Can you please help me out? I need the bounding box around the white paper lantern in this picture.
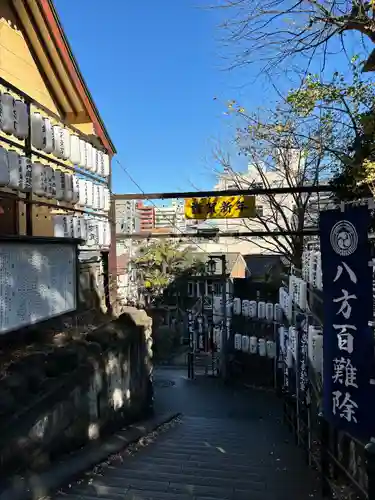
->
[53,215,70,237]
[278,326,285,353]
[241,299,248,316]
[302,251,310,282]
[98,184,105,210]
[0,147,10,187]
[78,178,87,206]
[65,215,74,237]
[86,142,93,171]
[44,166,56,198]
[97,150,104,176]
[234,333,242,350]
[87,217,99,247]
[0,93,16,135]
[248,300,257,318]
[226,301,232,318]
[257,301,266,319]
[52,125,63,158]
[14,100,28,139]
[266,340,276,359]
[103,153,110,177]
[72,175,80,204]
[274,303,282,323]
[86,180,93,208]
[70,134,80,164]
[258,338,266,356]
[31,112,45,150]
[241,335,249,353]
[95,184,101,210]
[8,150,20,189]
[289,327,298,360]
[91,183,98,209]
[316,253,323,290]
[43,117,54,153]
[55,170,64,201]
[32,162,47,196]
[62,128,71,160]
[103,187,110,212]
[299,280,307,310]
[91,147,99,173]
[308,326,323,373]
[19,156,32,192]
[63,173,74,202]
[266,302,274,321]
[233,297,241,315]
[97,219,103,246]
[71,217,82,239]
[80,218,88,242]
[79,139,87,168]
[249,336,258,354]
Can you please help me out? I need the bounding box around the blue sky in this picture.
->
[55,1,368,196]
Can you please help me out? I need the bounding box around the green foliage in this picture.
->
[283,63,375,199]
[132,241,203,301]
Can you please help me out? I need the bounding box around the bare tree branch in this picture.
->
[215,0,375,73]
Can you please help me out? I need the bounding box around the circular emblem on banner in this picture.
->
[330,220,358,256]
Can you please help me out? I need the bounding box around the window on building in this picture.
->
[187,282,194,297]
[206,280,213,296]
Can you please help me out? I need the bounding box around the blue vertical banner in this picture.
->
[320,206,375,439]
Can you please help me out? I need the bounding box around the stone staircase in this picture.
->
[57,414,320,500]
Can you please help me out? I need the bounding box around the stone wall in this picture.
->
[0,308,152,488]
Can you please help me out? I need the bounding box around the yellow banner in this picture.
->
[184,195,256,220]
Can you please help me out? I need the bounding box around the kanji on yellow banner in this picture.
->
[184,195,256,220]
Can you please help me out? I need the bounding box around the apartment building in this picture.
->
[136,201,155,232]
[154,200,186,233]
[115,199,140,234]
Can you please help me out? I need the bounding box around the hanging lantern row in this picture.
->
[53,215,111,248]
[302,250,322,290]
[232,297,283,322]
[0,146,110,211]
[278,324,323,374]
[31,113,110,177]
[234,333,276,358]
[0,92,110,177]
[212,296,232,325]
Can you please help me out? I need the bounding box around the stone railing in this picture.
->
[0,307,153,488]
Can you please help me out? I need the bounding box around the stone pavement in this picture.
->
[56,368,321,499]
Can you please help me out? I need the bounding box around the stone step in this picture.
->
[57,414,320,500]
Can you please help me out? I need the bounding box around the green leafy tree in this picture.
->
[132,240,203,304]
[286,60,375,198]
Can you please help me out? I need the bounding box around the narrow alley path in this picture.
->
[57,369,321,500]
